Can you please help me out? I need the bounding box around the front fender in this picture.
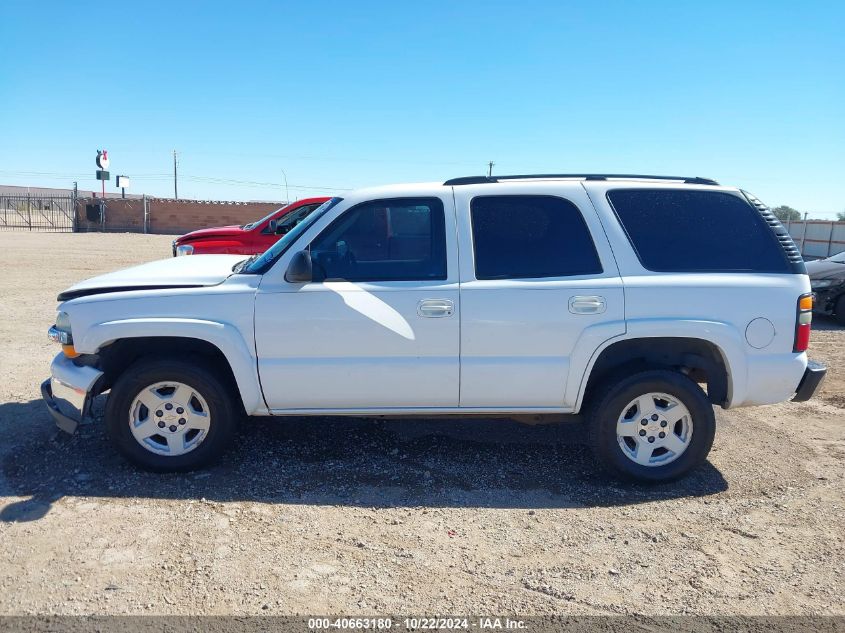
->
[568,318,747,412]
[78,317,266,415]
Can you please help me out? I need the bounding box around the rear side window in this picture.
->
[470,195,603,280]
[607,189,790,273]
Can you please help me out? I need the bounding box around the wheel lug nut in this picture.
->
[660,420,667,427]
[651,414,659,421]
[639,429,647,437]
[169,425,177,432]
[176,407,184,414]
[648,436,656,443]
[165,403,173,411]
[179,418,186,425]
[641,419,648,425]
[156,410,163,417]
[157,421,165,428]
[659,432,666,438]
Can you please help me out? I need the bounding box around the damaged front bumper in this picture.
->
[41,353,103,433]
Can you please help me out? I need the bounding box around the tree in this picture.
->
[772,205,801,222]
[837,210,845,222]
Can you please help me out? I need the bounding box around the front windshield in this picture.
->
[242,207,284,231]
[242,197,343,274]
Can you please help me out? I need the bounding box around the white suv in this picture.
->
[43,174,827,482]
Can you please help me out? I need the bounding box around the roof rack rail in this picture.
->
[443,174,719,186]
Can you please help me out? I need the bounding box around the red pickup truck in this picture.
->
[172,197,330,256]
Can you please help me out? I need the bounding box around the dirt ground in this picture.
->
[0,232,842,616]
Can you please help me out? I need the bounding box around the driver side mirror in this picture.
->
[285,250,313,283]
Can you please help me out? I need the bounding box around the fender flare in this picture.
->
[568,318,747,412]
[79,317,266,415]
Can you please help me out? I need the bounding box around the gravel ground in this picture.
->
[0,232,842,616]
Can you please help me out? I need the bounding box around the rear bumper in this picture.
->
[792,360,827,402]
[41,353,104,434]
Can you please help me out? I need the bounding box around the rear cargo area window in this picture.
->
[607,189,790,273]
[471,195,603,280]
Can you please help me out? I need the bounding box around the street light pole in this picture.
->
[280,169,290,204]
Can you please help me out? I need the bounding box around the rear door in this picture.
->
[453,183,625,409]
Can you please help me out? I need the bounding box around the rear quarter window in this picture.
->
[606,189,791,273]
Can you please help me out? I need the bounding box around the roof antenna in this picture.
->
[487,161,495,178]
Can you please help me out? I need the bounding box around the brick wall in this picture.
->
[76,197,283,235]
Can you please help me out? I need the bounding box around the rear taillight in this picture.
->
[793,293,813,352]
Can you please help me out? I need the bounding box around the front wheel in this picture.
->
[105,358,238,472]
[587,369,716,482]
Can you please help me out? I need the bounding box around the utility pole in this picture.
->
[173,150,179,200]
[488,161,495,178]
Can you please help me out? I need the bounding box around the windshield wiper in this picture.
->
[233,254,259,273]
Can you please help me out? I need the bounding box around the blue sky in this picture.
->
[1,1,843,216]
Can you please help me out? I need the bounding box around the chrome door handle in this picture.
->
[418,299,454,318]
[569,295,606,314]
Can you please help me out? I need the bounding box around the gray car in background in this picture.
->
[807,251,845,324]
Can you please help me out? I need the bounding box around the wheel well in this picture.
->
[92,337,241,403]
[583,337,729,407]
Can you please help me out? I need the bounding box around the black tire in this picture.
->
[105,357,238,472]
[835,295,845,326]
[586,369,716,482]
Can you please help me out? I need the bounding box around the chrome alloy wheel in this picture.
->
[128,381,211,456]
[616,392,693,467]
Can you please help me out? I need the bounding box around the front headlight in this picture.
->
[49,311,80,357]
[811,279,836,289]
[48,311,73,345]
[176,244,194,257]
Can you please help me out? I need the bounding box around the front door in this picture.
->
[254,195,460,410]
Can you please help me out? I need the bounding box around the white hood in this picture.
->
[58,254,248,301]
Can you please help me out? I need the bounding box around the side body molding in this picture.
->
[78,317,267,415]
[566,318,746,412]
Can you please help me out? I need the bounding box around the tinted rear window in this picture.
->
[607,189,790,273]
[471,195,603,280]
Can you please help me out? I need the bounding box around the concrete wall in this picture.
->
[76,197,284,235]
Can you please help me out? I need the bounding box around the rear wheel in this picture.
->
[587,369,716,482]
[105,358,238,472]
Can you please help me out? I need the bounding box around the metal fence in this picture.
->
[0,194,75,231]
[785,220,845,259]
